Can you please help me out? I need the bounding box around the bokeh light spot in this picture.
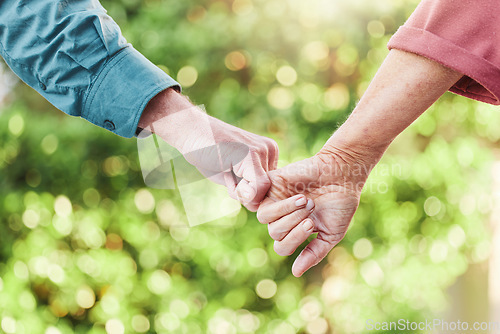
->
[103,156,128,177]
[19,290,36,311]
[132,315,150,333]
[424,196,442,217]
[106,233,123,251]
[135,189,155,214]
[237,311,260,332]
[353,238,373,259]
[321,276,350,302]
[300,298,322,322]
[232,0,253,16]
[367,20,385,38]
[170,299,190,318]
[1,316,16,334]
[25,169,41,187]
[45,326,62,334]
[177,66,198,88]
[225,51,248,71]
[448,225,466,248]
[41,134,58,155]
[8,114,24,136]
[430,241,448,263]
[324,83,349,110]
[83,188,101,208]
[76,285,96,309]
[156,312,180,331]
[271,321,295,334]
[22,209,40,229]
[247,248,268,267]
[148,270,171,294]
[306,317,329,334]
[54,195,72,217]
[13,261,29,280]
[276,66,297,86]
[267,87,294,109]
[302,41,329,62]
[105,319,125,334]
[101,294,121,315]
[48,264,65,284]
[360,260,384,286]
[299,83,321,104]
[336,43,358,66]
[301,105,322,123]
[52,216,72,236]
[459,194,476,215]
[187,6,206,22]
[139,249,159,269]
[256,279,277,299]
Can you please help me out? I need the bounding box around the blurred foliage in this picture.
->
[0,0,498,333]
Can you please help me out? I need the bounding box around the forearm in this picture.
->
[323,49,463,167]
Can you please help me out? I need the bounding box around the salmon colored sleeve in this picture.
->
[388,0,500,105]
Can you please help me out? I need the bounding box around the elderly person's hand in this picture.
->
[139,88,279,212]
[257,49,463,277]
[257,147,372,277]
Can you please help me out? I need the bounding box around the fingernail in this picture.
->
[295,196,307,207]
[303,219,314,232]
[306,199,314,211]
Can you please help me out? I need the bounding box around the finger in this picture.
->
[273,219,315,256]
[235,178,254,203]
[257,194,308,224]
[267,140,279,171]
[234,150,271,211]
[267,200,315,241]
[223,171,238,200]
[292,235,337,277]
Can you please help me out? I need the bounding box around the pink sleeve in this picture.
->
[388,0,500,105]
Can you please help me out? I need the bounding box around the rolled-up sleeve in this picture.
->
[0,0,180,138]
[388,0,500,105]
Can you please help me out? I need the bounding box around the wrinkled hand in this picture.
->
[140,89,279,211]
[258,149,373,276]
[179,110,279,211]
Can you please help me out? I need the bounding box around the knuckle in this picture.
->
[290,209,307,222]
[268,139,279,154]
[258,175,271,188]
[250,144,265,154]
[303,247,320,263]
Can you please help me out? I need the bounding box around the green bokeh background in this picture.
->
[0,0,497,333]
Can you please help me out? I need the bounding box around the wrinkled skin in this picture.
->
[261,150,372,276]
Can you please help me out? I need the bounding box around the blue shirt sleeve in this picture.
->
[0,0,180,138]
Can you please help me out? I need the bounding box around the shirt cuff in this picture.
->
[83,46,180,138]
[388,26,500,105]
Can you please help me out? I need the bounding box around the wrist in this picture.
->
[139,88,205,152]
[318,135,386,181]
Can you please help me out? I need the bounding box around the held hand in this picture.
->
[257,148,375,276]
[178,109,279,211]
[140,89,279,211]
